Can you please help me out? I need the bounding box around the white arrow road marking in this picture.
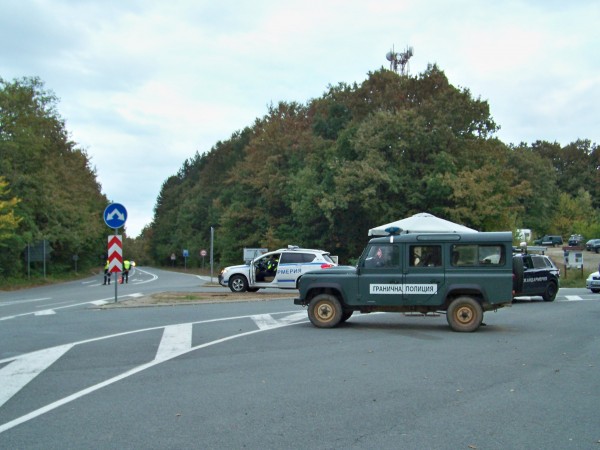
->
[252,314,281,330]
[252,312,308,330]
[0,310,302,434]
[155,324,192,361]
[0,344,73,408]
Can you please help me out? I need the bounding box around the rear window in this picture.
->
[451,244,504,266]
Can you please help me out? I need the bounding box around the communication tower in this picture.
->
[386,45,414,75]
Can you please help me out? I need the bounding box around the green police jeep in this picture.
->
[295,230,514,332]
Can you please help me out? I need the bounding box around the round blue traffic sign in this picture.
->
[104,203,128,229]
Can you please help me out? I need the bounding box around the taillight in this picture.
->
[321,263,334,269]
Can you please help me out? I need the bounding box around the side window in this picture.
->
[363,244,399,268]
[280,253,303,264]
[409,245,442,267]
[532,256,548,269]
[451,245,504,266]
[301,253,316,263]
[478,245,504,265]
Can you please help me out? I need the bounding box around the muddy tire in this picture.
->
[307,294,343,328]
[446,296,483,332]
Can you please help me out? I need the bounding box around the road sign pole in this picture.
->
[103,203,127,303]
[114,229,118,303]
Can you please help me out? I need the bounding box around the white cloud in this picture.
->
[1,0,598,236]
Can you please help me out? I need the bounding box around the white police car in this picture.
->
[219,246,337,293]
[586,271,600,293]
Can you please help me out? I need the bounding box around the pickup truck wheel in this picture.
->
[228,275,248,293]
[542,281,558,302]
[447,296,483,332]
[308,294,342,328]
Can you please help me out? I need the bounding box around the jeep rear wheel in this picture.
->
[542,281,558,302]
[308,294,342,328]
[228,275,248,293]
[447,296,483,332]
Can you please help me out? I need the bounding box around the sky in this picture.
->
[1,0,598,237]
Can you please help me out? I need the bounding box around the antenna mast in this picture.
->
[386,45,414,75]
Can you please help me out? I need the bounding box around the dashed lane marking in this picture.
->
[33,310,56,316]
[0,293,144,321]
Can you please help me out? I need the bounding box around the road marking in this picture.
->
[90,300,108,306]
[0,293,145,321]
[252,314,282,329]
[565,295,582,301]
[155,324,193,361]
[128,267,158,284]
[0,344,73,408]
[252,312,309,329]
[0,297,51,307]
[0,310,305,434]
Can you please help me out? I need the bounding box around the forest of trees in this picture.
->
[2,65,599,282]
[147,65,600,267]
[0,77,108,280]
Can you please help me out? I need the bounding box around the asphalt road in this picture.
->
[1,268,599,449]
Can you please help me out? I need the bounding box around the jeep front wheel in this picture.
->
[446,296,483,332]
[228,275,248,293]
[308,294,342,328]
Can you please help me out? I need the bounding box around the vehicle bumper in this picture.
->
[586,280,600,290]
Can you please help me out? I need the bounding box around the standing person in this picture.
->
[121,260,131,284]
[103,260,111,285]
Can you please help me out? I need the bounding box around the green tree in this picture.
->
[0,176,21,243]
[0,77,107,279]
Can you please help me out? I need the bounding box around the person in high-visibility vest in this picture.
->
[121,260,131,284]
[103,260,111,285]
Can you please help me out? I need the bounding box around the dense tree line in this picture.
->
[148,65,599,267]
[0,77,108,280]
[2,67,598,279]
